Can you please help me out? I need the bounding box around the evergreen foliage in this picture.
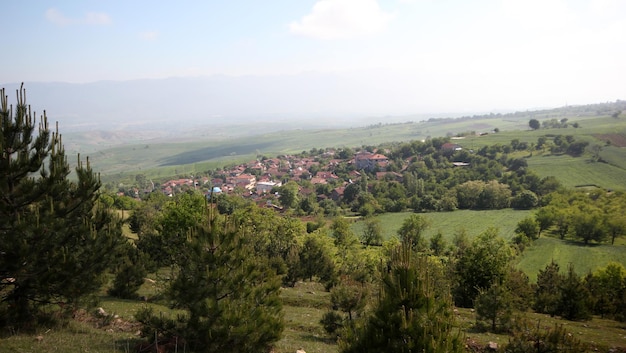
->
[534,261,564,316]
[108,242,147,299]
[138,207,284,353]
[475,282,513,333]
[558,265,592,321]
[339,245,463,353]
[0,84,124,328]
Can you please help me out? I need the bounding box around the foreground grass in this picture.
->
[4,280,626,353]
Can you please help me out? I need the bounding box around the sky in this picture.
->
[2,0,625,113]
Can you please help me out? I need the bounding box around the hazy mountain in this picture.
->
[2,72,468,133]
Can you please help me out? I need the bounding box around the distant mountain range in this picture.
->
[0,73,421,132]
[2,73,623,135]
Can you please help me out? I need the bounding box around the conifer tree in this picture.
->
[340,245,463,353]
[534,260,564,316]
[0,84,123,327]
[138,207,284,353]
[558,265,592,321]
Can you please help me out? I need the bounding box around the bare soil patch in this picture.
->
[594,133,626,147]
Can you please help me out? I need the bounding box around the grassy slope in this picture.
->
[87,114,626,190]
[515,236,626,282]
[4,281,626,353]
[350,209,532,242]
[75,114,545,178]
[527,153,626,190]
[350,209,626,282]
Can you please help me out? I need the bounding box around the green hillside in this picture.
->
[68,101,626,190]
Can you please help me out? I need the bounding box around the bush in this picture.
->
[504,318,588,352]
[321,311,344,335]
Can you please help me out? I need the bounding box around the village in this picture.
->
[155,149,394,204]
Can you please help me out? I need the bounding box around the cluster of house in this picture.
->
[156,150,393,201]
[119,142,470,203]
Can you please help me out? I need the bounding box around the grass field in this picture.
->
[4,280,626,353]
[526,154,626,190]
[515,236,626,282]
[350,209,626,284]
[350,209,533,243]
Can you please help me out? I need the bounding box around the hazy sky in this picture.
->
[2,0,625,112]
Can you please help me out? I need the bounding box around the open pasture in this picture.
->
[515,236,626,282]
[350,209,532,243]
[526,154,626,190]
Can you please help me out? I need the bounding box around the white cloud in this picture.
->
[499,0,576,31]
[289,0,394,40]
[45,8,111,26]
[138,31,159,41]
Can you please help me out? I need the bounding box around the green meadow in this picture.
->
[349,208,626,283]
[350,209,532,242]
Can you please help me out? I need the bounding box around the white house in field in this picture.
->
[256,181,281,194]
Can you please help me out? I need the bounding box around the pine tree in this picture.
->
[0,84,123,327]
[139,207,284,353]
[475,282,513,333]
[558,265,592,321]
[340,245,463,353]
[534,260,564,316]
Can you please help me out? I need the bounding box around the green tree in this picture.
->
[505,267,533,312]
[511,190,539,209]
[534,206,556,237]
[533,260,564,316]
[331,217,359,249]
[475,282,513,333]
[515,216,540,240]
[429,231,447,256]
[529,118,540,130]
[558,265,592,321]
[570,204,606,244]
[455,180,484,209]
[453,227,514,307]
[297,231,336,287]
[278,181,299,209]
[340,245,463,353]
[361,216,383,246]
[397,214,430,251]
[139,192,206,268]
[108,242,148,300]
[139,210,284,353]
[478,180,511,209]
[0,84,124,327]
[566,141,589,157]
[606,210,626,245]
[330,278,368,321]
[587,262,626,320]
